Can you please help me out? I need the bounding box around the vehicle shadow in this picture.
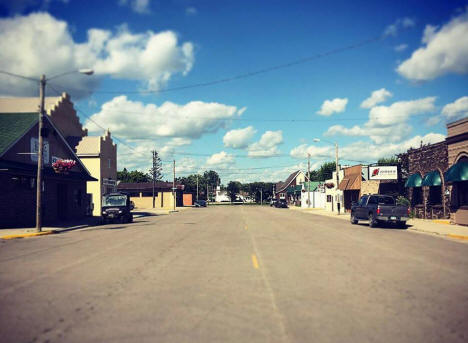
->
[354,222,409,230]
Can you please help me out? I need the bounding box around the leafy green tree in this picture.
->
[117,168,151,183]
[377,157,399,166]
[316,162,336,181]
[227,181,241,202]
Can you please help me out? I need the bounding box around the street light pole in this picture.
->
[35,69,93,232]
[335,142,340,215]
[308,153,311,208]
[313,138,340,215]
[35,75,46,232]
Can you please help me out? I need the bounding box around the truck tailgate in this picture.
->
[379,205,408,217]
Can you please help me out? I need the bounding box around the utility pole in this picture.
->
[36,74,46,232]
[173,160,176,211]
[206,183,209,202]
[335,142,340,215]
[308,153,311,208]
[196,175,199,202]
[152,150,156,208]
[260,188,263,205]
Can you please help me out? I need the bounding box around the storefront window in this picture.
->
[412,188,422,205]
[429,186,442,204]
[458,182,468,206]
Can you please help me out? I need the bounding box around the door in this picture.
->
[57,183,68,220]
[355,195,368,219]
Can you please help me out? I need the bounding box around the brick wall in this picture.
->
[407,141,450,219]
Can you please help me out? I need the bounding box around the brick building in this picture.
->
[445,118,468,225]
[404,118,468,222]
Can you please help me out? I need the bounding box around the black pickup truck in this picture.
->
[350,194,409,228]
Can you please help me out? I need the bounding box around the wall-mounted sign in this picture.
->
[369,166,398,180]
[30,138,49,165]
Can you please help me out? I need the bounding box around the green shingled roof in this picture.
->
[0,113,37,156]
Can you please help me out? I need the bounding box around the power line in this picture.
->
[49,32,386,95]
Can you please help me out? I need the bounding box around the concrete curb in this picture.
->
[1,231,53,240]
[446,233,468,241]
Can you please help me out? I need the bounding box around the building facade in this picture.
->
[0,113,95,228]
[445,118,468,225]
[117,182,185,210]
[76,130,117,216]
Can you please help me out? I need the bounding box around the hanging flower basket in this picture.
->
[324,182,335,189]
[52,159,76,174]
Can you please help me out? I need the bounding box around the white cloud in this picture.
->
[384,17,415,36]
[317,98,348,116]
[223,126,256,149]
[248,130,283,158]
[368,97,436,126]
[0,12,194,98]
[185,6,197,16]
[206,151,234,166]
[394,44,408,52]
[119,0,150,14]
[325,97,436,144]
[441,96,468,120]
[289,144,332,159]
[340,133,446,162]
[85,96,242,139]
[360,88,393,109]
[397,9,468,81]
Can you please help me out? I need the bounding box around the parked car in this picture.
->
[101,192,134,224]
[274,199,288,208]
[270,200,277,207]
[194,200,207,207]
[350,194,409,228]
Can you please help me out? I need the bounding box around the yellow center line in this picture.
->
[251,254,259,269]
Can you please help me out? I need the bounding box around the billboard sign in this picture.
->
[369,166,398,180]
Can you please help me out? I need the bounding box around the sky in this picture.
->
[0,0,467,184]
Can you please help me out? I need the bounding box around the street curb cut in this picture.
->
[1,231,53,240]
[446,234,468,241]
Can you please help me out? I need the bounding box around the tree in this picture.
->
[377,156,399,166]
[316,162,336,181]
[227,181,241,202]
[149,150,163,182]
[117,168,151,183]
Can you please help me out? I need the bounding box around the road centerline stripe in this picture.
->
[252,254,259,269]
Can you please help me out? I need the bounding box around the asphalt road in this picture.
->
[1,206,467,343]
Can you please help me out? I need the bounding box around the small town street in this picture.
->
[1,206,467,343]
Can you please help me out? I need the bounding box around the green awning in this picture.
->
[444,161,468,183]
[286,185,302,194]
[405,173,422,188]
[421,170,441,186]
[303,181,321,192]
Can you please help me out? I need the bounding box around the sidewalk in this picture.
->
[289,206,468,241]
[0,207,190,240]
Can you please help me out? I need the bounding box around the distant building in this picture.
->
[275,170,305,205]
[76,130,117,216]
[117,182,184,209]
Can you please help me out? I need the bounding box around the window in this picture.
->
[368,196,377,204]
[327,195,332,202]
[108,159,111,168]
[377,196,395,205]
[429,186,442,205]
[359,195,369,206]
[412,188,423,205]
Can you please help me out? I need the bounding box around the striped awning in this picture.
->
[404,173,422,188]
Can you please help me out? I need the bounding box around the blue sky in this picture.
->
[1,0,467,183]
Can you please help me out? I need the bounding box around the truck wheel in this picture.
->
[350,213,358,225]
[128,214,133,223]
[369,213,378,228]
[398,221,407,229]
